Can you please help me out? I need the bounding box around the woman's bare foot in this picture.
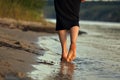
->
[67,44,76,62]
[61,54,67,61]
[61,50,68,62]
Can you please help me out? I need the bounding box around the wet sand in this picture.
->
[0,18,55,80]
[28,20,120,80]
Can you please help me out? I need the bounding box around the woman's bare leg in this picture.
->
[67,26,79,62]
[58,30,68,61]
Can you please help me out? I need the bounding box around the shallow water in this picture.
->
[28,20,120,80]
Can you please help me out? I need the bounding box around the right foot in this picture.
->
[67,44,76,62]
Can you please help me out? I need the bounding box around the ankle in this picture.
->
[70,43,76,50]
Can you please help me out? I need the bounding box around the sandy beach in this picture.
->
[0,18,120,80]
[0,18,55,80]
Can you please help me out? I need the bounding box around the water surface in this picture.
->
[28,20,120,80]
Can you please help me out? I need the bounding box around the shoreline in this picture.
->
[46,19,120,27]
[0,18,85,80]
[1,18,120,80]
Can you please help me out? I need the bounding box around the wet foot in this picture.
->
[61,52,68,62]
[67,44,76,62]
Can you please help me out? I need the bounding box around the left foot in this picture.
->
[61,51,68,62]
[61,56,67,62]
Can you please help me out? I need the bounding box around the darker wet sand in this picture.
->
[0,18,55,80]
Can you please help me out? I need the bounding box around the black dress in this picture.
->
[54,0,81,31]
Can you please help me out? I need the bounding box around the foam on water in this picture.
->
[46,19,120,27]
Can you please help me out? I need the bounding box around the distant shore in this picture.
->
[44,1,120,22]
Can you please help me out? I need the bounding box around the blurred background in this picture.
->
[44,0,120,22]
[0,0,120,22]
[0,0,45,22]
[0,1,120,80]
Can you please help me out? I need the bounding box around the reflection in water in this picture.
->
[53,62,75,80]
